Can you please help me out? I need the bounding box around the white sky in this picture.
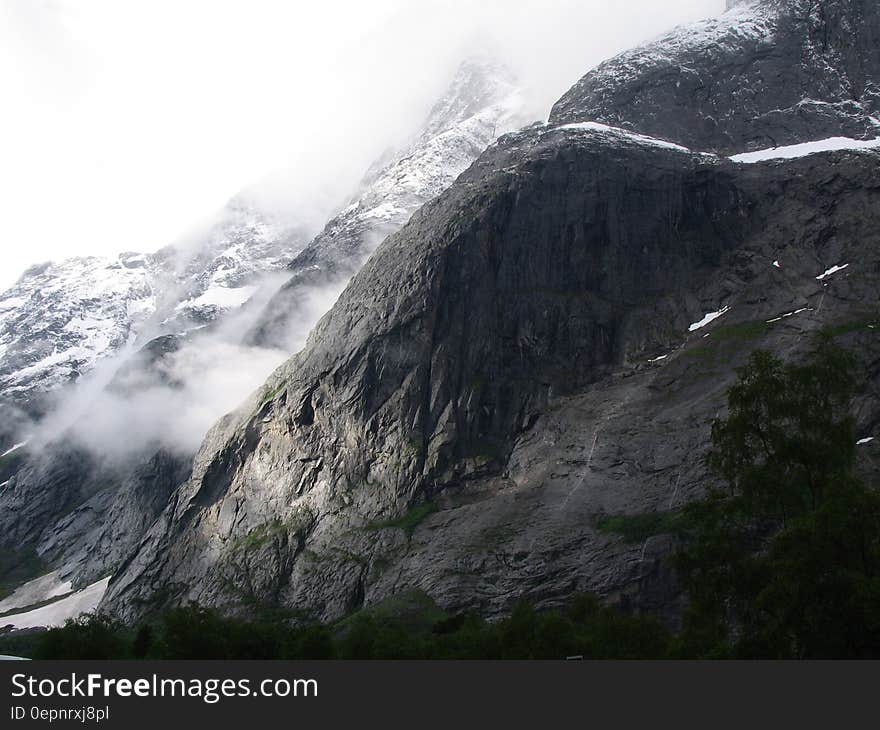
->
[0,0,722,290]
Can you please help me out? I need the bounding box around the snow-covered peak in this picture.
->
[247,57,530,349]
[319,57,528,237]
[0,255,157,399]
[353,59,526,218]
[0,197,308,407]
[563,2,775,109]
[549,0,880,154]
[349,57,526,209]
[416,56,524,142]
[154,198,306,329]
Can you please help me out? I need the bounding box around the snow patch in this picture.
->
[648,354,669,363]
[0,441,27,458]
[767,307,811,324]
[689,306,730,332]
[858,437,875,446]
[773,260,781,268]
[816,264,849,281]
[555,122,694,153]
[180,285,258,310]
[730,137,880,163]
[0,297,27,312]
[0,571,73,614]
[0,577,110,630]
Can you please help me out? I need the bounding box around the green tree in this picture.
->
[132,623,154,658]
[32,614,131,660]
[677,339,880,657]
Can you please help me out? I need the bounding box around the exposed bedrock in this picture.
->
[103,123,880,623]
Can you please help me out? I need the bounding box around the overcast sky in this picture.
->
[0,0,722,290]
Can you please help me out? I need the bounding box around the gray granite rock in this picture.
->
[102,124,880,623]
[551,0,880,154]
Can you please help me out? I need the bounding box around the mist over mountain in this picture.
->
[247,56,528,351]
[0,56,529,601]
[0,197,306,412]
[1,0,878,640]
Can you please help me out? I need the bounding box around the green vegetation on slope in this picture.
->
[367,502,437,537]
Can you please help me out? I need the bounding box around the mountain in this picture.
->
[0,197,307,449]
[245,57,527,349]
[0,56,526,425]
[0,57,528,616]
[100,0,880,625]
[550,0,880,153]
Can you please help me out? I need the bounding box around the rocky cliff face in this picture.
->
[0,58,527,601]
[0,198,304,595]
[551,0,880,154]
[100,0,880,624]
[0,444,191,589]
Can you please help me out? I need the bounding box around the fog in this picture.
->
[31,271,297,459]
[5,0,726,463]
[29,256,355,461]
[35,340,289,460]
[1,0,723,289]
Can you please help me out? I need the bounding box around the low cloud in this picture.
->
[29,267,345,462]
[7,0,726,464]
[39,341,287,460]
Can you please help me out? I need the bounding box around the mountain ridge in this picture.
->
[101,0,880,623]
[0,196,308,450]
[550,0,880,154]
[0,58,530,610]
